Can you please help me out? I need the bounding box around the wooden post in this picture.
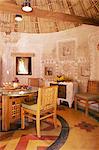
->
[2,95,10,131]
[85,100,89,116]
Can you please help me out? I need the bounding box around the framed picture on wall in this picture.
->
[81,65,90,77]
[45,66,53,76]
[16,57,32,75]
[57,39,76,61]
[43,63,56,80]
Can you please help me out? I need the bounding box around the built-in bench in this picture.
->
[74,80,99,116]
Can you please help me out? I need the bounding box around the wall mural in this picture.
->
[57,40,75,61]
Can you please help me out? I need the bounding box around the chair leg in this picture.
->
[53,115,57,128]
[53,110,57,128]
[74,96,77,111]
[36,115,40,138]
[85,100,89,116]
[21,107,25,129]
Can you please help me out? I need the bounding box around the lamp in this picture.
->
[22,0,32,12]
[15,14,23,21]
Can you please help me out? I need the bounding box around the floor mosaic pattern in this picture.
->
[0,107,99,150]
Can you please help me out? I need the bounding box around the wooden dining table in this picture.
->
[0,87,38,131]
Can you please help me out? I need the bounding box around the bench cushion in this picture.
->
[75,93,99,101]
[22,103,37,111]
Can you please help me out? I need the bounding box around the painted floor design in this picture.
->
[0,106,99,150]
[74,121,98,132]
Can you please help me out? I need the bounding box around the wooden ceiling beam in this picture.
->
[66,0,79,27]
[0,2,99,26]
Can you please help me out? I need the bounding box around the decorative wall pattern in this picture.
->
[1,32,20,43]
[42,54,90,92]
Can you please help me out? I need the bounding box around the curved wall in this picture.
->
[0,25,99,92]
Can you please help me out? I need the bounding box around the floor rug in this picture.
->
[0,115,69,150]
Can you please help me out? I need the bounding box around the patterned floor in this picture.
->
[0,106,99,150]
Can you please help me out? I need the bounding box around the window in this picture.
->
[16,57,32,75]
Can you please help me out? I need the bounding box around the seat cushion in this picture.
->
[22,103,37,111]
[75,93,99,101]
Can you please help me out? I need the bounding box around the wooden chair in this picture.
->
[74,81,99,116]
[21,86,58,137]
[28,78,45,101]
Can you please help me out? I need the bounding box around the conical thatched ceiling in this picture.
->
[0,0,99,33]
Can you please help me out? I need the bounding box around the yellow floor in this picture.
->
[57,108,99,150]
[0,107,99,150]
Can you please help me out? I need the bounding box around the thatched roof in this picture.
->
[0,0,99,33]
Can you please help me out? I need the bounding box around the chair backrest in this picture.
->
[87,80,99,94]
[28,78,39,87]
[37,86,58,112]
[28,78,45,87]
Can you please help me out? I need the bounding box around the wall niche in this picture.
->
[16,57,32,75]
